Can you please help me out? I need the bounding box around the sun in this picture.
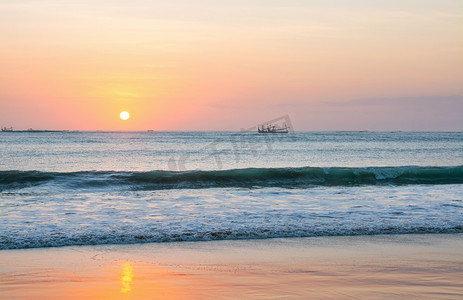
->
[120,111,130,121]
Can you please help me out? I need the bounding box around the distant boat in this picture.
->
[1,126,13,132]
[258,123,289,133]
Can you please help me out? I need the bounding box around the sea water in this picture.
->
[1,131,462,249]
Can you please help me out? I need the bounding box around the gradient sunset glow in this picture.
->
[1,0,462,131]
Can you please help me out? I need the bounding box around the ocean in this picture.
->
[1,131,462,249]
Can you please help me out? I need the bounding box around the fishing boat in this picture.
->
[258,123,289,133]
[1,126,13,132]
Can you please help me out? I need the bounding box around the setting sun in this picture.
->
[120,111,130,121]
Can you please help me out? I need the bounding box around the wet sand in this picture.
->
[1,234,463,299]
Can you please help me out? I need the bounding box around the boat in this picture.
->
[1,126,13,132]
[258,123,289,133]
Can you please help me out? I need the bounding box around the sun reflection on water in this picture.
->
[120,262,133,293]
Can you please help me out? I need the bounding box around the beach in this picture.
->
[1,131,462,298]
[1,233,462,299]
[2,0,462,297]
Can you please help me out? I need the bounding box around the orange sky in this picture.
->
[1,0,462,130]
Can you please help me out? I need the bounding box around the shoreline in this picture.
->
[1,233,462,299]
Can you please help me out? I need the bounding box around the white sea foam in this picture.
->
[1,185,462,249]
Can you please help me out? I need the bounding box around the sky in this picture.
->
[1,0,462,131]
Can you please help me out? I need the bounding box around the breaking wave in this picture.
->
[2,225,463,250]
[1,165,463,191]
